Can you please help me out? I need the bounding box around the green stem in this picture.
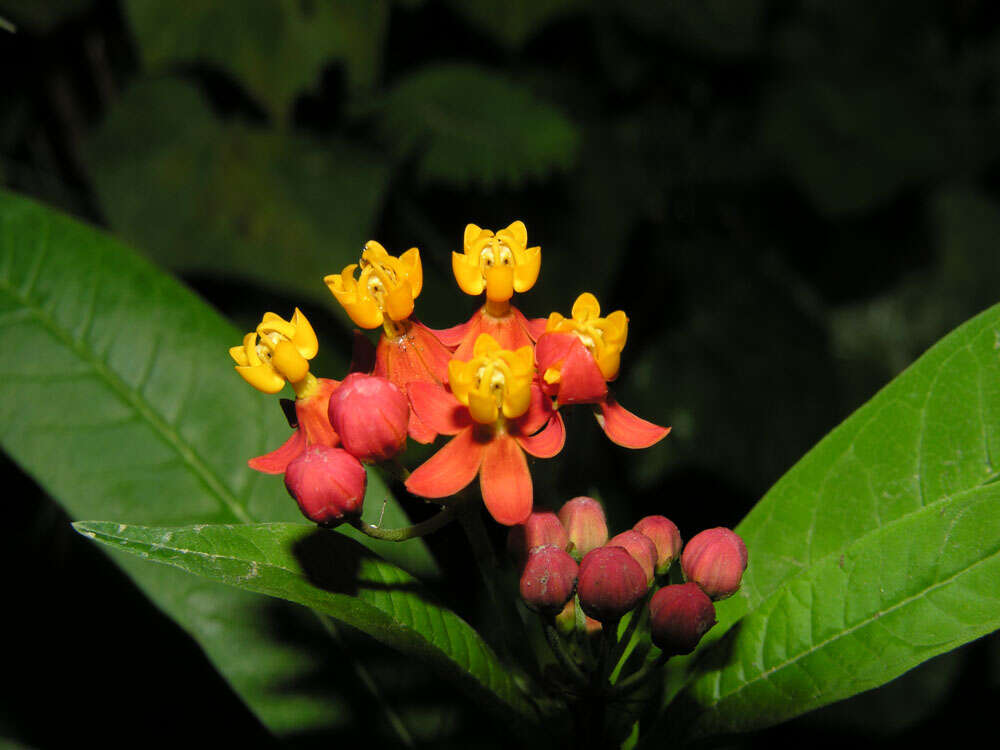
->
[544,621,589,687]
[610,652,669,697]
[608,588,654,682]
[596,622,617,689]
[349,504,457,541]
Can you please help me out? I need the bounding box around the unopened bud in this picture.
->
[328,373,409,462]
[519,545,578,616]
[681,527,748,600]
[577,546,646,623]
[607,530,658,584]
[633,515,683,575]
[649,582,716,655]
[284,446,367,526]
[558,496,608,559]
[508,511,570,571]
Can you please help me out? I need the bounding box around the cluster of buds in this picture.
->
[512,497,747,680]
[230,221,671,529]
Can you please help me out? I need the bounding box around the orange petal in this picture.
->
[407,410,438,444]
[248,429,306,474]
[406,427,486,499]
[555,336,608,404]
[515,384,556,436]
[410,320,452,384]
[515,412,565,459]
[595,394,671,449]
[407,382,471,436]
[480,434,533,525]
[512,306,547,341]
[429,317,473,349]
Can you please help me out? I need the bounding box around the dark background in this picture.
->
[2,1,999,747]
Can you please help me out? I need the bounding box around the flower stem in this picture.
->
[544,621,589,687]
[608,588,654,682]
[349,504,457,541]
[609,652,669,697]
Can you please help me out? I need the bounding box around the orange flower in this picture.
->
[404,335,564,525]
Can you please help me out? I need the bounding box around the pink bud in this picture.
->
[507,511,570,570]
[633,515,683,574]
[519,545,578,616]
[649,582,716,655]
[327,373,409,462]
[577,546,647,623]
[607,531,658,584]
[557,496,608,559]
[681,527,748,600]
[284,446,367,526]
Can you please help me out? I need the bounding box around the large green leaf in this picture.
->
[122,0,388,118]
[74,521,537,725]
[645,302,1000,744]
[373,64,579,187]
[0,190,437,735]
[85,77,388,302]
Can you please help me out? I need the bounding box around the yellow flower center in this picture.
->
[229,308,319,397]
[325,241,423,332]
[544,293,628,381]
[448,334,535,425]
[452,221,542,309]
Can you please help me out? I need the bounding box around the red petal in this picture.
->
[296,379,340,448]
[410,320,452,383]
[515,412,565,459]
[514,384,556,436]
[535,333,607,404]
[596,394,671,449]
[451,307,536,361]
[513,307,547,341]
[407,410,438,444]
[480,434,533,525]
[405,427,486,499]
[429,317,473,348]
[407,382,471,435]
[248,429,306,474]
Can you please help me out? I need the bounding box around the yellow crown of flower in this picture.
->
[545,293,628,381]
[452,221,541,303]
[229,308,318,394]
[448,334,535,424]
[325,241,423,329]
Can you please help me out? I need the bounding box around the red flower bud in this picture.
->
[577,546,647,623]
[633,515,683,575]
[327,373,409,462]
[681,527,748,600]
[558,496,608,559]
[519,545,578,616]
[507,511,570,571]
[607,530,658,584]
[649,582,716,655]
[284,445,367,526]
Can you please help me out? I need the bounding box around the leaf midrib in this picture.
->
[0,251,253,524]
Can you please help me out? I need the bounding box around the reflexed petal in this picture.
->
[595,394,671,449]
[534,331,577,373]
[407,382,471,435]
[515,412,565,459]
[296,379,341,448]
[557,338,608,404]
[432,317,473,348]
[409,321,451,383]
[407,411,438,444]
[515,384,556,436]
[512,306,547,341]
[480,434,533,525]
[248,429,306,474]
[406,427,486,499]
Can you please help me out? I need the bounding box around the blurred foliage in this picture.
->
[3,0,1000,746]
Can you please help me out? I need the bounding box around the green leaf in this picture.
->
[85,77,388,302]
[374,64,580,187]
[122,0,388,118]
[74,521,537,725]
[0,189,437,734]
[445,0,582,49]
[646,303,1000,744]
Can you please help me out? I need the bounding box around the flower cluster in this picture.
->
[512,496,747,673]
[230,221,669,527]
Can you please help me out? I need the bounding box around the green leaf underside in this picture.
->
[648,303,1000,744]
[74,521,535,723]
[0,191,441,734]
